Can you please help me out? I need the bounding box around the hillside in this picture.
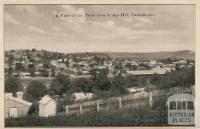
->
[105,50,195,59]
[5,49,195,60]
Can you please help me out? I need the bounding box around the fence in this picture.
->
[65,86,192,114]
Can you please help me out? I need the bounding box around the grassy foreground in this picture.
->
[5,107,168,127]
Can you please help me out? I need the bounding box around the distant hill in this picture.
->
[5,49,195,60]
[105,50,195,59]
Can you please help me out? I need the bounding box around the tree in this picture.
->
[28,101,39,116]
[150,73,161,85]
[93,72,111,91]
[50,67,56,77]
[5,76,23,95]
[31,48,36,52]
[94,56,101,65]
[15,63,25,73]
[40,69,49,77]
[138,63,151,70]
[157,66,195,89]
[7,67,14,76]
[111,75,128,95]
[7,54,14,67]
[126,63,137,70]
[41,51,51,69]
[126,75,138,87]
[25,81,47,101]
[72,78,93,92]
[49,74,71,95]
[27,64,36,77]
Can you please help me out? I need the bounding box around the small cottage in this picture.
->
[72,92,94,101]
[5,92,32,118]
[39,95,57,117]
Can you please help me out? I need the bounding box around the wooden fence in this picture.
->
[65,86,192,114]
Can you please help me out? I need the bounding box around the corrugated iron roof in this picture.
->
[5,94,32,106]
[39,95,55,104]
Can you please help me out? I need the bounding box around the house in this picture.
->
[126,69,166,76]
[5,92,32,118]
[72,92,94,101]
[19,72,31,78]
[39,95,57,117]
[178,60,187,64]
[50,60,58,66]
[127,87,145,93]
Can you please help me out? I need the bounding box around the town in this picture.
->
[5,49,195,126]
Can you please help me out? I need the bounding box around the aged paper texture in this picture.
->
[0,0,199,129]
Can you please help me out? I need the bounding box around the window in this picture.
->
[187,101,194,110]
[170,101,176,110]
[177,101,186,110]
[9,107,18,118]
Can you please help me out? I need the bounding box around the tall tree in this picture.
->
[72,78,93,92]
[15,63,25,73]
[94,72,111,91]
[27,64,36,77]
[49,74,71,95]
[5,76,23,95]
[25,81,47,101]
[111,75,128,95]
[7,54,14,67]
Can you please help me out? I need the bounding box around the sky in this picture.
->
[4,5,195,53]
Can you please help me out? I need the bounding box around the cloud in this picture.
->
[51,26,61,31]
[128,36,140,40]
[104,20,115,28]
[28,25,47,34]
[4,5,194,52]
[135,17,153,24]
[15,5,41,17]
[133,17,153,28]
[56,5,86,24]
[123,18,133,22]
[4,13,20,25]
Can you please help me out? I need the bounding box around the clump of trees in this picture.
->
[157,66,194,88]
[24,81,47,101]
[5,76,23,96]
[48,70,129,99]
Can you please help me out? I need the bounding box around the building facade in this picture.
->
[5,92,32,118]
[39,95,57,117]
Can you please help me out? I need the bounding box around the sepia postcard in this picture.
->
[0,0,199,129]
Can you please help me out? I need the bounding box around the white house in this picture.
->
[72,92,94,101]
[5,92,32,118]
[39,95,57,117]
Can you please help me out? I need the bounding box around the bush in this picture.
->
[5,107,167,127]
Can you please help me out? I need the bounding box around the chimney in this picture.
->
[5,93,13,98]
[16,92,24,99]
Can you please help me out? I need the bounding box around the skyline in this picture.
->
[4,5,195,53]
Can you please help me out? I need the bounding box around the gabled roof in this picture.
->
[39,95,56,105]
[5,94,32,106]
[126,69,166,75]
[166,94,194,104]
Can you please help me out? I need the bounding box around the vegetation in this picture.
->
[5,76,23,96]
[5,107,167,127]
[24,81,47,101]
[49,74,71,95]
[156,66,194,88]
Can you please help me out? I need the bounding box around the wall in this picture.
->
[5,99,31,118]
[39,101,56,117]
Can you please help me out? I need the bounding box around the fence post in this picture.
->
[80,104,82,113]
[97,100,100,112]
[119,97,122,109]
[66,106,68,114]
[149,91,153,108]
